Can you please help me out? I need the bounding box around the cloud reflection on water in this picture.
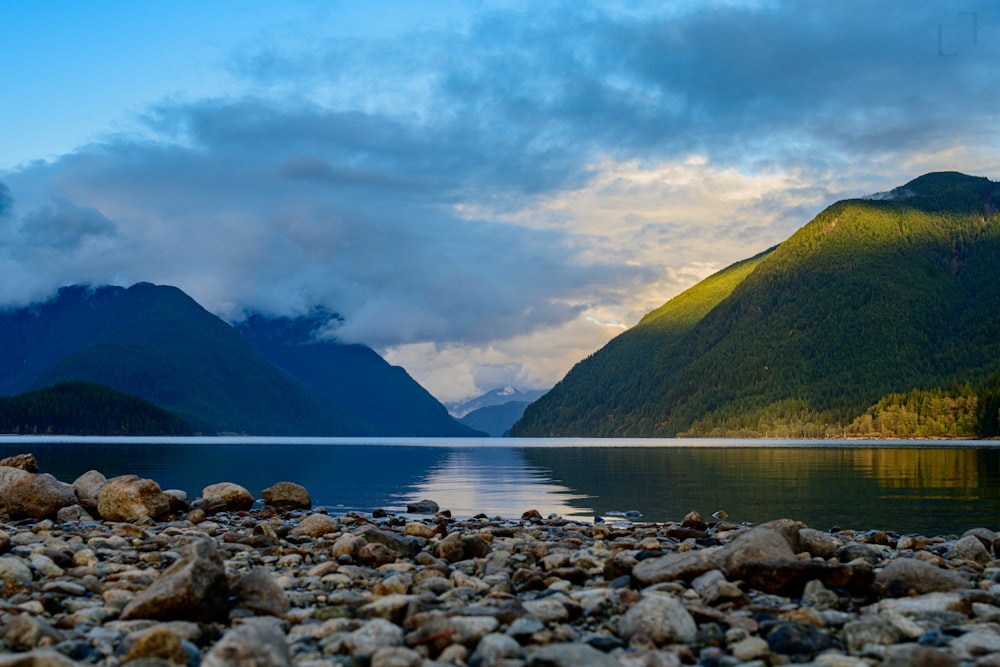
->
[390,447,594,521]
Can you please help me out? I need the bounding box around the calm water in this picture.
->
[1,437,998,535]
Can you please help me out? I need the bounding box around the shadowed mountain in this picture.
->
[513,172,1000,437]
[236,313,482,437]
[0,283,476,436]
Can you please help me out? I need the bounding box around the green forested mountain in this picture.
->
[0,381,194,436]
[513,172,1000,438]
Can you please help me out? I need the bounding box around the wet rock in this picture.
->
[4,473,77,519]
[261,481,311,510]
[618,593,697,645]
[120,538,230,623]
[231,568,290,617]
[96,475,171,522]
[764,620,834,656]
[407,499,439,514]
[951,535,992,564]
[71,470,107,513]
[874,558,969,598]
[682,511,708,531]
[0,453,38,472]
[202,482,254,512]
[289,513,338,537]
[202,617,292,667]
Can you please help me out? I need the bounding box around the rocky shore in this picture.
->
[0,454,998,666]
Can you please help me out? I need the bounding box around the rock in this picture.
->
[732,558,874,597]
[836,542,884,565]
[191,496,227,515]
[874,558,969,598]
[162,489,190,513]
[526,642,621,667]
[261,481,311,510]
[730,636,770,661]
[618,593,697,645]
[0,554,34,587]
[289,513,338,537]
[359,542,397,567]
[881,644,959,667]
[345,618,405,657]
[0,531,9,555]
[471,632,523,666]
[231,568,290,617]
[120,538,230,623]
[631,547,721,587]
[719,523,799,573]
[96,475,171,522]
[71,470,107,513]
[202,617,292,667]
[951,535,992,564]
[407,615,499,653]
[202,482,254,512]
[407,499,439,514]
[371,647,424,667]
[765,620,834,656]
[0,650,79,667]
[951,630,1000,659]
[0,613,65,650]
[523,597,570,623]
[682,511,708,531]
[122,626,191,664]
[842,615,900,652]
[799,528,844,558]
[56,504,94,523]
[0,453,39,472]
[4,473,77,519]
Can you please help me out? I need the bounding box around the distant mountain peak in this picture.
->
[449,385,548,418]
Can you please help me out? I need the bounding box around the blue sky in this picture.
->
[2,1,999,402]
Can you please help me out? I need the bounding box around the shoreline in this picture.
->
[0,457,998,665]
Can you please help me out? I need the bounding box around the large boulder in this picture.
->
[97,475,171,522]
[202,482,255,512]
[618,593,697,645]
[261,481,311,510]
[2,473,77,519]
[120,539,230,623]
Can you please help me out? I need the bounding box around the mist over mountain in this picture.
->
[514,172,1000,438]
[0,283,479,436]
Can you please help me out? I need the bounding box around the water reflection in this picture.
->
[390,448,593,520]
[523,446,1000,534]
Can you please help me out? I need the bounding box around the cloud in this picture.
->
[2,1,1000,400]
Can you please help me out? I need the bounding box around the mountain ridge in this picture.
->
[0,283,479,436]
[513,171,1000,438]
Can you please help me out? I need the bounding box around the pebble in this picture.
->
[0,461,996,667]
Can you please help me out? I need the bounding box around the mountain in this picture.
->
[0,283,477,436]
[449,386,548,418]
[0,381,193,436]
[235,313,481,437]
[513,172,1000,438]
[459,401,535,437]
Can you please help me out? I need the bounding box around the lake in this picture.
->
[0,437,998,536]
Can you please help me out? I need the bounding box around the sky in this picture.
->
[2,1,1000,404]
